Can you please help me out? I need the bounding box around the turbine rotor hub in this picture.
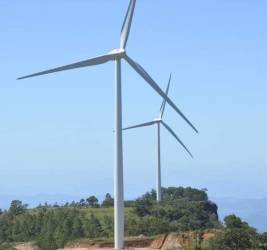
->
[153,118,162,123]
[108,48,126,59]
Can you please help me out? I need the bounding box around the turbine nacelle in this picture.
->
[108,48,126,59]
[153,118,162,123]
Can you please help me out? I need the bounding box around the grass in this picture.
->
[80,207,134,219]
[30,206,134,219]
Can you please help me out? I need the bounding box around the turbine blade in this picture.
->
[124,55,198,134]
[160,73,172,118]
[123,121,157,131]
[17,53,116,80]
[161,121,194,158]
[120,0,136,49]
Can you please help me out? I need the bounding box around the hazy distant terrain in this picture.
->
[214,197,267,232]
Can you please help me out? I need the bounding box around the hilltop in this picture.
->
[2,187,267,250]
[0,187,219,250]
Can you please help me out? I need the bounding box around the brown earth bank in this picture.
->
[15,230,221,250]
[15,242,39,250]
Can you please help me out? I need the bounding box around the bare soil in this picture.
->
[15,230,221,250]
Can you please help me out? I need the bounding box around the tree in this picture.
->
[9,200,28,216]
[83,213,102,238]
[79,199,86,207]
[161,187,208,202]
[257,232,267,250]
[72,216,83,238]
[206,214,257,250]
[135,201,152,217]
[102,193,114,207]
[138,189,157,202]
[0,243,16,250]
[101,215,114,238]
[0,187,223,248]
[12,220,23,242]
[0,214,10,242]
[86,196,99,208]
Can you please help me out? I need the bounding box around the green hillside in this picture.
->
[1,187,266,250]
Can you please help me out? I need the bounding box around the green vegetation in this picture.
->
[0,242,16,250]
[0,187,218,250]
[1,187,266,250]
[187,215,267,250]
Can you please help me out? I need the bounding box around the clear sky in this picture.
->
[0,0,266,201]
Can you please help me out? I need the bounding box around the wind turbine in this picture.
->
[124,74,194,202]
[17,1,198,249]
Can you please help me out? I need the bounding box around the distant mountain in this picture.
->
[213,197,267,232]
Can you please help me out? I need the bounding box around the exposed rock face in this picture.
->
[16,230,221,250]
[159,230,221,250]
[150,234,167,249]
[161,233,182,250]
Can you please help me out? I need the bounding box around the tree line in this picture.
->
[192,214,267,250]
[36,192,114,209]
[3,187,264,250]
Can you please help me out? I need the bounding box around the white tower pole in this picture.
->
[114,58,124,250]
[157,122,162,202]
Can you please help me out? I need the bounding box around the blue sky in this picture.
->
[0,0,267,201]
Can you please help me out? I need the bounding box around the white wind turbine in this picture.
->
[124,74,194,202]
[17,1,198,249]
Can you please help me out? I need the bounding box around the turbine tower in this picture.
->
[124,74,194,202]
[17,1,198,249]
